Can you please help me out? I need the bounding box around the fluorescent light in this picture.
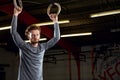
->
[90,9,120,18]
[0,20,69,31]
[25,32,92,42]
[111,28,120,32]
[25,38,47,42]
[61,32,92,37]
[33,20,70,26]
[0,26,11,30]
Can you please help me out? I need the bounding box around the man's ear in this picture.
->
[27,32,31,40]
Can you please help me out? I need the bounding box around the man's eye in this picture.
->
[31,34,34,36]
[31,34,39,36]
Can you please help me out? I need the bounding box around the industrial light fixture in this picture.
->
[1,21,91,42]
[0,20,69,30]
[33,20,70,26]
[0,26,11,30]
[25,38,47,42]
[61,32,92,37]
[90,9,120,18]
[111,28,120,32]
[25,32,92,42]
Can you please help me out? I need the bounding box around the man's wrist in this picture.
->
[14,14,18,16]
[53,20,58,23]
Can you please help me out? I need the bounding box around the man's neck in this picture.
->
[31,42,38,47]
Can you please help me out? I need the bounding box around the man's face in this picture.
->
[29,30,40,43]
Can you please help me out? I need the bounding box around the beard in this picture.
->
[31,39,39,44]
[31,41,38,44]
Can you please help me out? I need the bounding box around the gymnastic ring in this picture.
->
[47,2,61,16]
[13,0,23,8]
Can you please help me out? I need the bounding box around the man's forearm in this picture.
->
[53,22,60,40]
[10,15,18,34]
[10,15,24,47]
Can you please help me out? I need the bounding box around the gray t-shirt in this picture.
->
[10,15,60,80]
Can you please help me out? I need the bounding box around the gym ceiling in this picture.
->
[0,0,120,52]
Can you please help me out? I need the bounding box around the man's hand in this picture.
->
[49,14,58,23]
[14,7,22,16]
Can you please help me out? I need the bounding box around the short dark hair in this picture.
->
[25,25,41,36]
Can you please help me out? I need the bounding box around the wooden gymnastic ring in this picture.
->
[47,2,61,16]
[13,0,23,8]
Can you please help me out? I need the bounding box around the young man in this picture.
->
[10,7,60,80]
